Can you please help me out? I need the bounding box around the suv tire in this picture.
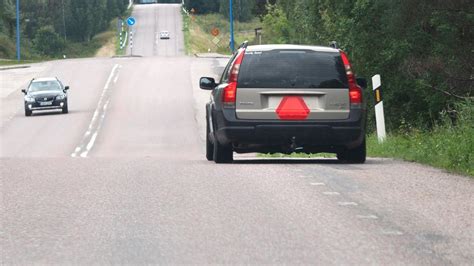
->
[337,138,366,164]
[25,108,32,117]
[62,103,69,114]
[206,117,214,161]
[213,139,233,164]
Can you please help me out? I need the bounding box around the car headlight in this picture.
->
[25,96,35,102]
[56,94,66,100]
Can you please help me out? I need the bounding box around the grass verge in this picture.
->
[368,103,473,177]
[257,153,336,159]
[63,31,114,58]
[115,6,134,56]
[183,13,262,55]
[0,59,45,66]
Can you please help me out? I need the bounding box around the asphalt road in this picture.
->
[1,4,473,264]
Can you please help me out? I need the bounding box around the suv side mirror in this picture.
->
[200,77,217,90]
[356,78,367,89]
[21,89,27,94]
[64,86,70,90]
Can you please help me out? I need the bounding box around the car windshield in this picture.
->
[29,81,62,92]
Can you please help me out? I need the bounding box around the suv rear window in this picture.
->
[238,50,348,89]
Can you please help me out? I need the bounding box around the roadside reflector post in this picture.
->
[372,74,386,143]
[129,30,133,56]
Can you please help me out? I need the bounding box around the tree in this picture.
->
[219,0,256,22]
[262,0,473,129]
[183,0,220,14]
[33,26,65,56]
[0,0,16,37]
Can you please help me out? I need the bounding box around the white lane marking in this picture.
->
[80,132,98,158]
[338,201,359,206]
[103,100,110,111]
[71,65,119,158]
[382,230,404,236]
[79,99,110,158]
[310,182,326,186]
[323,191,340,196]
[357,214,378,220]
[113,73,120,84]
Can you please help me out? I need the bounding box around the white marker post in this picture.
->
[129,30,133,56]
[372,75,386,143]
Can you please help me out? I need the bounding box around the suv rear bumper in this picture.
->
[212,108,366,152]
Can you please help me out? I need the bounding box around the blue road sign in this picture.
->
[127,17,136,26]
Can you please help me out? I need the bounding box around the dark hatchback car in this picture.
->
[200,44,367,164]
[22,77,69,116]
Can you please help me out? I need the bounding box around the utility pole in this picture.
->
[62,0,67,41]
[16,0,20,61]
[229,0,235,52]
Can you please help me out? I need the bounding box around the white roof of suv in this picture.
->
[246,44,339,53]
[32,77,58,82]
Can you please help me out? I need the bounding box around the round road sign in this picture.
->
[211,28,220,37]
[127,17,136,26]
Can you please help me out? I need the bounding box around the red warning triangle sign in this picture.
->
[276,96,310,120]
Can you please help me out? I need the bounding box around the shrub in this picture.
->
[0,34,15,58]
[33,26,65,57]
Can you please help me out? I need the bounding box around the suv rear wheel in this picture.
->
[337,138,366,164]
[206,118,214,161]
[213,140,233,164]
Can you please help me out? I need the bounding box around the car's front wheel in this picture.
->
[24,107,32,117]
[337,138,366,164]
[62,103,69,114]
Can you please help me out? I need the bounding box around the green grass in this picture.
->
[182,11,192,55]
[63,31,115,58]
[115,27,129,56]
[183,13,263,55]
[115,6,134,56]
[258,153,336,159]
[0,59,46,66]
[368,103,473,176]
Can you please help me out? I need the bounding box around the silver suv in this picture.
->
[200,44,367,164]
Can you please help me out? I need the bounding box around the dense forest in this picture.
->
[0,0,130,58]
[184,0,472,130]
[183,0,272,21]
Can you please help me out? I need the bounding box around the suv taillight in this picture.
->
[223,50,245,106]
[340,51,362,104]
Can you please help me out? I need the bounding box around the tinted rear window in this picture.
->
[238,50,348,89]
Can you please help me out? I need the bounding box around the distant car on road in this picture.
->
[22,77,69,116]
[200,43,367,163]
[160,31,170,39]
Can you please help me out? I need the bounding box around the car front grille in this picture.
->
[36,97,55,102]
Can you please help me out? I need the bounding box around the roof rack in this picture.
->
[238,41,249,49]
